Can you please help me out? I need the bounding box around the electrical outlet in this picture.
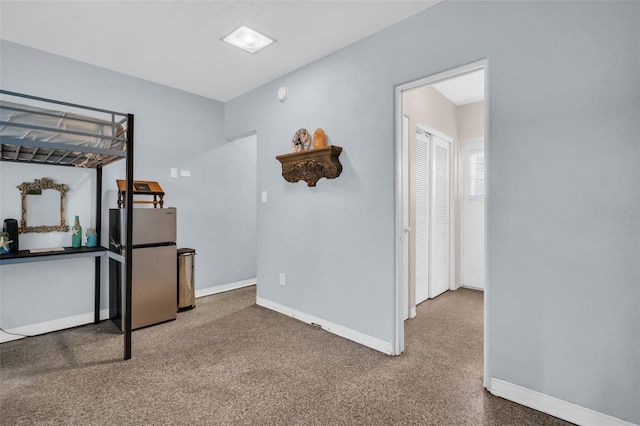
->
[170,168,178,178]
[279,273,285,286]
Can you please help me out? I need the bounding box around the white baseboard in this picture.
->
[489,378,637,426]
[0,330,25,343]
[0,278,256,343]
[256,296,393,355]
[1,278,257,344]
[195,278,256,298]
[1,309,110,344]
[461,284,484,291]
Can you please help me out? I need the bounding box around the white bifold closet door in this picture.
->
[430,136,451,298]
[415,129,451,304]
[415,131,431,304]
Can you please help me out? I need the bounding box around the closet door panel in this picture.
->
[415,132,430,304]
[430,136,450,298]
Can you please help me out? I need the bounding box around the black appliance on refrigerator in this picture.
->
[109,207,177,330]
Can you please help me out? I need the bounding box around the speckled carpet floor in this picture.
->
[0,286,572,425]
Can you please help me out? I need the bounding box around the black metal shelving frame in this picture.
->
[0,90,134,360]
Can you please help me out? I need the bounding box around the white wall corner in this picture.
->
[489,378,638,426]
[256,296,393,355]
[195,278,256,298]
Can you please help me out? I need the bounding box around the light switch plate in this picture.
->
[180,170,191,177]
[170,168,178,178]
[261,191,268,203]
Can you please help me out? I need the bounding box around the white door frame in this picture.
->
[393,59,489,388]
[401,115,410,320]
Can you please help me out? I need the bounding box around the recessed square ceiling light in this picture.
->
[222,25,275,54]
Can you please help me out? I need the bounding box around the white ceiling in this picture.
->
[432,70,484,106]
[0,1,440,102]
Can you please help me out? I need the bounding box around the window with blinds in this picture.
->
[470,153,485,197]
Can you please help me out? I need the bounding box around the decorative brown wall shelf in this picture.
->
[276,145,343,187]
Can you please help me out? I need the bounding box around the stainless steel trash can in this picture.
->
[177,248,196,310]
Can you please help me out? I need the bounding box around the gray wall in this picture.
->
[225,1,639,423]
[0,40,257,329]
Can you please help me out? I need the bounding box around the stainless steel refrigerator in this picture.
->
[109,208,177,330]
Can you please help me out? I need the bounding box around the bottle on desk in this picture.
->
[0,232,11,254]
[71,216,82,248]
[86,229,97,248]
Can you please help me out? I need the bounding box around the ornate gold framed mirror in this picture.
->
[17,177,69,233]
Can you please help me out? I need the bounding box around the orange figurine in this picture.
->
[312,128,326,149]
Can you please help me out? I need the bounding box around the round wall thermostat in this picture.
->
[277,87,288,102]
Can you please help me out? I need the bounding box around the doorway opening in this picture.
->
[394,60,488,385]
